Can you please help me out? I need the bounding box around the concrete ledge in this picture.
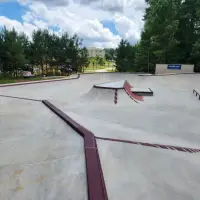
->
[82,72,152,75]
[42,100,108,200]
[96,137,200,153]
[131,88,154,96]
[0,74,80,87]
[154,72,195,76]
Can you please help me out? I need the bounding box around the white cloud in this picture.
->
[2,0,147,48]
[114,14,144,43]
[0,16,38,38]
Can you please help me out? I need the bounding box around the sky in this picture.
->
[0,0,146,48]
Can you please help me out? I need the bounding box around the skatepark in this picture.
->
[1,72,200,200]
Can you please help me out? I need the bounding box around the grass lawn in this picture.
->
[84,67,116,73]
[84,63,115,73]
[106,69,116,72]
[0,76,67,84]
[85,65,108,70]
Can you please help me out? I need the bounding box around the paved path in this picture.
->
[95,67,114,72]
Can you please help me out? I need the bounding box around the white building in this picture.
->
[87,47,105,58]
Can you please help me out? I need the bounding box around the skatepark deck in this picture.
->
[1,73,200,200]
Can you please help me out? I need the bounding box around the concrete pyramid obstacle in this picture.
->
[94,80,126,89]
[93,80,145,102]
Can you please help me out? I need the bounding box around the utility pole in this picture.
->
[148,51,150,73]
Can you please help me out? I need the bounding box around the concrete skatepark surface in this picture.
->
[0,73,200,200]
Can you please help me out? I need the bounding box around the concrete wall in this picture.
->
[155,64,194,74]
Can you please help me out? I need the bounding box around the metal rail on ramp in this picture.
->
[193,89,200,100]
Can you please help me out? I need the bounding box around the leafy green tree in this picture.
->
[105,48,116,60]
[115,39,136,72]
[98,57,104,66]
[0,28,25,77]
[31,29,46,74]
[77,47,89,72]
[135,0,200,72]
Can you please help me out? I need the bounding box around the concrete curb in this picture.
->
[82,72,152,75]
[96,137,200,153]
[153,72,196,76]
[42,100,108,200]
[0,74,80,87]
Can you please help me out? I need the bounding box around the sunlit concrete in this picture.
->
[0,98,87,200]
[1,73,200,200]
[97,139,200,200]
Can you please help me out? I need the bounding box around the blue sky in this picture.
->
[0,1,119,34]
[101,20,119,35]
[0,0,145,48]
[0,1,25,21]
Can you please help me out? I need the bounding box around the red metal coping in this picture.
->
[42,100,108,200]
[96,136,200,153]
[0,74,80,87]
[123,81,144,102]
[93,80,144,103]
[114,89,118,104]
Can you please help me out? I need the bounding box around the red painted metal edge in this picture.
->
[96,136,200,153]
[42,100,108,200]
[0,74,80,88]
[124,81,144,101]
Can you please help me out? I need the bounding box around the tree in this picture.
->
[0,27,25,77]
[105,48,116,60]
[135,0,200,72]
[0,27,88,77]
[31,29,47,74]
[98,57,104,66]
[115,39,136,72]
[77,47,89,72]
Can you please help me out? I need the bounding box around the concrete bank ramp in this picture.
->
[77,87,137,105]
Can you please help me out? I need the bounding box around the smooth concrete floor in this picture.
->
[0,98,87,200]
[1,73,200,200]
[97,139,200,200]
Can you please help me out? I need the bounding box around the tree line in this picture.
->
[114,0,200,72]
[2,0,200,77]
[0,28,89,77]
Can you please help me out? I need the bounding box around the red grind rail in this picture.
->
[42,100,108,200]
[124,81,144,102]
[114,89,118,104]
[96,136,200,153]
[0,74,80,87]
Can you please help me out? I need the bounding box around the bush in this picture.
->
[55,71,61,76]
[46,72,54,76]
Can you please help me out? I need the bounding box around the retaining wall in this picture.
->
[155,64,194,74]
